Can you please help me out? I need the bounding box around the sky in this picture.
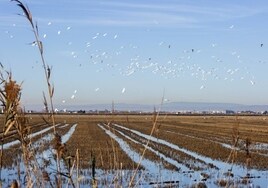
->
[1,0,268,110]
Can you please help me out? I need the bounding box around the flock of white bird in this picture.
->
[3,21,265,106]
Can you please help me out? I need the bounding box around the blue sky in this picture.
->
[1,0,268,110]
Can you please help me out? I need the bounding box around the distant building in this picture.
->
[239,110,256,115]
[225,110,235,114]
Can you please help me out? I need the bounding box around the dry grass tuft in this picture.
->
[0,73,21,135]
[0,69,41,186]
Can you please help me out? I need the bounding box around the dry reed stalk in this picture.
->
[0,71,45,186]
[217,116,240,187]
[90,152,97,187]
[107,123,119,187]
[224,117,240,168]
[128,103,162,187]
[113,128,120,171]
[98,144,104,167]
[76,149,80,188]
[0,73,20,154]
[107,123,119,170]
[106,141,112,169]
[242,137,251,185]
[11,0,56,130]
[0,64,5,186]
[90,151,96,179]
[11,0,61,185]
[64,149,80,188]
[245,138,251,170]
[0,74,21,136]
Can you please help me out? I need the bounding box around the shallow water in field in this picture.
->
[2,123,62,149]
[98,124,165,172]
[62,123,77,143]
[98,124,195,187]
[1,123,267,187]
[115,127,191,172]
[0,123,77,187]
[112,123,268,187]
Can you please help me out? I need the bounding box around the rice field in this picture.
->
[0,114,267,187]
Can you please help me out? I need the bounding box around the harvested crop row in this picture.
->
[64,120,137,170]
[119,119,268,170]
[110,123,215,171]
